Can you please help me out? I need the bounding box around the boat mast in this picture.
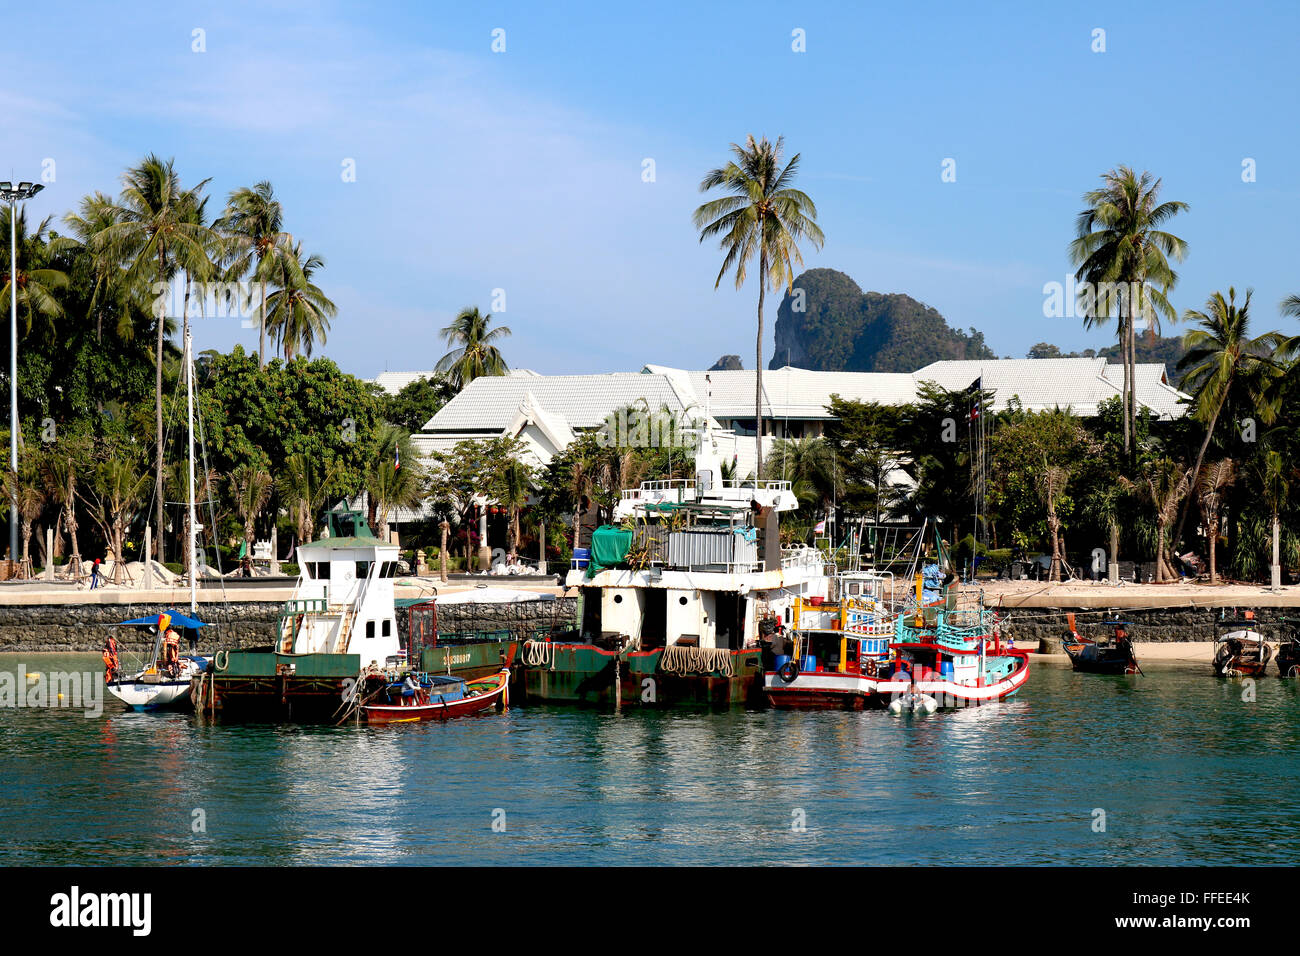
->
[185,326,197,616]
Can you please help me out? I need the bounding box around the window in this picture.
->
[366,620,375,638]
[311,562,331,580]
[382,620,391,637]
[357,561,371,579]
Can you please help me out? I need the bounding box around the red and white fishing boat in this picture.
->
[361,669,510,724]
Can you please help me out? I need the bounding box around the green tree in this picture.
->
[230,463,273,559]
[693,134,824,476]
[1070,166,1189,455]
[435,307,510,392]
[1,207,69,340]
[365,425,424,539]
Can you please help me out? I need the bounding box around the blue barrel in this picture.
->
[801,655,818,673]
[571,547,590,569]
[774,654,791,671]
[940,661,954,679]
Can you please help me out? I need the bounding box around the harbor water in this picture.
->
[2,653,1298,866]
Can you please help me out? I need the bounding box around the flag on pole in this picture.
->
[395,444,401,471]
[814,519,826,535]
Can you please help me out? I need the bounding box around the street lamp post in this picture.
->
[1,181,45,568]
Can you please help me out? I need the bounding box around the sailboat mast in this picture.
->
[186,326,197,616]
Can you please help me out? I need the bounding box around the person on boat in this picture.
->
[161,626,181,677]
[401,673,421,704]
[102,635,119,683]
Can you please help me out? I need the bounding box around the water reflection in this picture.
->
[2,656,1300,865]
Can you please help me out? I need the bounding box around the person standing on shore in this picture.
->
[90,558,101,590]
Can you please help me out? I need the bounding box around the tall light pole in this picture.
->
[1,181,44,566]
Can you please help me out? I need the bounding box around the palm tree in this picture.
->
[1069,166,1188,454]
[266,242,336,360]
[499,458,534,562]
[767,436,836,517]
[1171,288,1283,552]
[1123,458,1192,582]
[277,453,339,546]
[92,155,215,564]
[1196,459,1235,584]
[78,456,149,585]
[0,207,69,339]
[55,192,127,344]
[41,453,82,581]
[694,135,824,477]
[365,426,424,540]
[230,464,273,561]
[435,307,511,391]
[217,181,297,368]
[1258,450,1289,589]
[6,458,46,577]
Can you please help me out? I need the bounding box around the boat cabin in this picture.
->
[279,510,402,668]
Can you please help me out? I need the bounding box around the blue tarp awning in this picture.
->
[113,610,207,629]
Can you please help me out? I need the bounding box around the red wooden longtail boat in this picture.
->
[361,669,510,724]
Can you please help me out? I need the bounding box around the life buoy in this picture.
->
[777,660,800,684]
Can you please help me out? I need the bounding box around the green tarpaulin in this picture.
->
[588,525,634,576]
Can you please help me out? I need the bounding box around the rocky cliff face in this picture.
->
[769,268,996,372]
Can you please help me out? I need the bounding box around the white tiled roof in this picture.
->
[372,371,436,396]
[916,358,1189,419]
[423,372,692,433]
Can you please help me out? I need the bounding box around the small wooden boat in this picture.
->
[361,669,510,724]
[1212,613,1272,678]
[1277,619,1300,677]
[1060,615,1140,675]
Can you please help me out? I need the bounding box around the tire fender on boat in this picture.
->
[777,660,800,684]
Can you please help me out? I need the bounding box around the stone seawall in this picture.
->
[0,596,581,653]
[0,602,281,653]
[999,604,1290,652]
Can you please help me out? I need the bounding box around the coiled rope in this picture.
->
[522,640,554,668]
[658,644,734,678]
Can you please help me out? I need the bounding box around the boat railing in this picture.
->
[621,477,795,500]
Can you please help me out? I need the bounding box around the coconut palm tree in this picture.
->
[693,135,824,477]
[217,181,297,368]
[277,453,340,546]
[498,458,534,562]
[767,436,836,516]
[78,455,149,585]
[1069,166,1189,454]
[435,307,511,392]
[41,452,82,581]
[1171,288,1283,552]
[365,426,424,540]
[1196,459,1235,584]
[266,242,335,360]
[1123,458,1192,582]
[92,155,215,564]
[54,192,127,344]
[230,464,273,562]
[0,207,69,340]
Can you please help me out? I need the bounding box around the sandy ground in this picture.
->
[1027,641,1216,663]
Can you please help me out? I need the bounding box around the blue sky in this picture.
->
[5,1,1298,378]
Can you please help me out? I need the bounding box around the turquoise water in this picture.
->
[2,653,1298,866]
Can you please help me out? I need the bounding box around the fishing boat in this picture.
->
[360,669,510,724]
[1060,615,1141,675]
[761,573,895,710]
[521,424,831,706]
[405,587,545,681]
[105,610,209,710]
[1212,611,1272,678]
[1277,618,1300,677]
